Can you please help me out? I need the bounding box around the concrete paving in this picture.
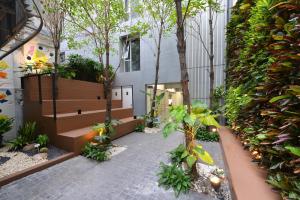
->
[0,132,225,200]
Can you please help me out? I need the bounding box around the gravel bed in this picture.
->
[0,145,67,179]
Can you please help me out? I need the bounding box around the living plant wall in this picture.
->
[226,0,300,199]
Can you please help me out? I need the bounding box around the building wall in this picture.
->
[186,0,229,105]
[61,0,231,117]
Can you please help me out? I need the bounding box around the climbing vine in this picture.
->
[226,0,300,199]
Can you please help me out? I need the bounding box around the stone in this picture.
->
[32,153,47,161]
[22,144,35,152]
[40,147,48,153]
[144,127,161,134]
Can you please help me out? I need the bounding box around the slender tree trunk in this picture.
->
[174,0,197,177]
[149,24,163,128]
[105,38,112,130]
[208,5,214,109]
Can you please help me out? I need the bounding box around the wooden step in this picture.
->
[23,76,105,101]
[43,108,134,133]
[42,99,122,115]
[54,117,142,154]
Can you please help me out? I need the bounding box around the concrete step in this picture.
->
[54,117,142,154]
[41,99,122,115]
[43,108,134,133]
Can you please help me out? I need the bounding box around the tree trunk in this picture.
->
[208,5,214,109]
[149,23,163,128]
[105,38,112,131]
[174,0,197,178]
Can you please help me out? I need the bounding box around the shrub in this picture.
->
[82,143,108,162]
[9,121,36,150]
[135,124,145,132]
[169,144,186,165]
[196,128,219,142]
[158,162,191,197]
[67,54,114,83]
[0,115,14,135]
[36,134,49,148]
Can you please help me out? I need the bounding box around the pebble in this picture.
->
[0,146,47,179]
[144,127,161,134]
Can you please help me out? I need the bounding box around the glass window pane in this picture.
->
[131,39,140,71]
[125,60,130,72]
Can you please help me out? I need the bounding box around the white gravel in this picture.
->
[0,146,48,179]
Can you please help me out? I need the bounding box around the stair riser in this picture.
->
[23,76,105,101]
[42,100,122,115]
[55,108,134,133]
[55,119,142,154]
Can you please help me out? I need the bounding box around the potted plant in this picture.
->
[0,115,14,146]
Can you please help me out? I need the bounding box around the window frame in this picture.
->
[121,36,140,72]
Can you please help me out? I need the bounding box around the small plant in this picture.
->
[18,121,36,143]
[36,134,49,148]
[0,115,14,146]
[0,115,14,135]
[9,121,36,150]
[196,128,219,142]
[82,142,109,162]
[158,162,192,197]
[135,124,145,132]
[169,144,186,166]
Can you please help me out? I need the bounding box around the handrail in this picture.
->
[0,0,43,60]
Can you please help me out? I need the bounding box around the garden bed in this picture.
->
[0,144,69,180]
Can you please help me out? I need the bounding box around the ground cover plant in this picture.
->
[196,128,219,142]
[226,0,300,198]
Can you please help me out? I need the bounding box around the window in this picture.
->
[121,37,140,72]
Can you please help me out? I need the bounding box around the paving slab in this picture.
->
[0,132,224,200]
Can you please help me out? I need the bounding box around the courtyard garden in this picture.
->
[0,0,299,199]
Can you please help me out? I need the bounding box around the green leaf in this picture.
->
[163,122,178,138]
[285,146,300,157]
[193,146,214,165]
[256,134,268,140]
[269,95,291,103]
[181,150,189,159]
[186,155,197,168]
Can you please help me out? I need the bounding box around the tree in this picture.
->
[189,0,222,109]
[134,0,175,128]
[63,0,127,132]
[172,0,208,176]
[40,0,65,68]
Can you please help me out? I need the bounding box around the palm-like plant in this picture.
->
[0,115,14,146]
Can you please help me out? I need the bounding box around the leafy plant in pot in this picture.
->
[0,115,14,146]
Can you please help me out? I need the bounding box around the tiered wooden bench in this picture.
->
[22,75,141,155]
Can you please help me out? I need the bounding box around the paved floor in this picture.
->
[0,132,226,200]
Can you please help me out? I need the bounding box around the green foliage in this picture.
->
[9,122,36,150]
[67,54,113,83]
[226,0,300,198]
[36,134,49,148]
[82,142,109,162]
[196,128,219,142]
[211,85,225,114]
[135,124,145,132]
[158,162,192,197]
[225,86,251,124]
[169,143,214,168]
[0,115,14,135]
[163,100,220,138]
[169,144,188,166]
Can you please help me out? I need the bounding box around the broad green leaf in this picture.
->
[163,122,178,138]
[181,150,189,159]
[193,146,214,165]
[269,95,291,103]
[186,155,197,168]
[289,85,300,94]
[285,146,300,157]
[256,134,268,140]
